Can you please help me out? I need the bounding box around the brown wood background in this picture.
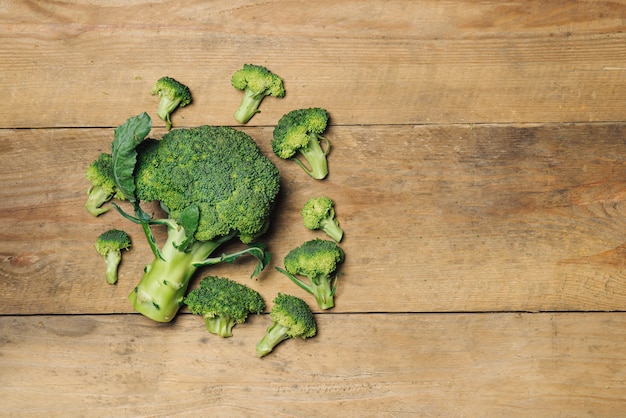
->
[1,1,626,416]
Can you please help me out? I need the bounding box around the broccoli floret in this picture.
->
[276,239,344,310]
[256,293,316,357]
[84,153,126,216]
[150,76,192,131]
[302,196,343,242]
[94,229,132,285]
[231,64,285,124]
[272,108,331,180]
[118,123,279,322]
[184,276,265,337]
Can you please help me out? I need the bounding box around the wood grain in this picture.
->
[1,313,625,417]
[0,1,625,128]
[2,123,626,315]
[3,1,626,415]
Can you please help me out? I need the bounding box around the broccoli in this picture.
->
[184,276,265,338]
[84,153,126,216]
[94,229,132,285]
[231,64,285,124]
[256,293,316,357]
[271,107,331,180]
[276,239,344,310]
[110,115,280,323]
[302,196,344,242]
[150,76,192,131]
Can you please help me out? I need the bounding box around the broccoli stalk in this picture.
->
[151,76,192,131]
[256,293,317,357]
[231,64,285,124]
[276,239,345,310]
[272,108,331,180]
[184,276,265,337]
[302,196,344,242]
[94,229,132,285]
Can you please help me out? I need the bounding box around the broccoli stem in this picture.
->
[105,250,122,285]
[234,89,264,124]
[256,322,291,357]
[205,316,237,338]
[309,277,336,310]
[320,218,343,242]
[293,134,330,180]
[85,185,112,216]
[128,225,227,322]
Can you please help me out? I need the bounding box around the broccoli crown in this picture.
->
[231,64,285,98]
[301,196,335,230]
[151,76,192,107]
[94,229,132,256]
[284,238,345,280]
[184,276,265,323]
[85,153,124,198]
[134,125,280,243]
[271,108,329,159]
[270,293,317,338]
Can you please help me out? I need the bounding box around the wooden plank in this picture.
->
[2,123,626,315]
[1,1,625,128]
[1,312,625,417]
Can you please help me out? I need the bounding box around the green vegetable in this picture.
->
[272,108,331,180]
[276,239,344,310]
[256,293,316,357]
[94,229,132,285]
[231,64,285,124]
[301,196,343,242]
[110,115,280,323]
[150,76,192,130]
[184,276,265,337]
[84,153,126,216]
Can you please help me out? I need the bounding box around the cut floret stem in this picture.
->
[205,316,237,338]
[85,185,113,216]
[255,322,291,357]
[234,89,264,124]
[276,267,336,310]
[319,218,343,243]
[292,134,330,180]
[105,251,122,285]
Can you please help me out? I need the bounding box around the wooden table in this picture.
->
[2,1,626,416]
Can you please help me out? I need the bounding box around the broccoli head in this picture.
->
[302,196,344,242]
[123,124,280,322]
[184,276,265,337]
[271,107,331,180]
[256,293,316,357]
[84,153,126,216]
[150,76,192,131]
[276,239,344,310]
[94,229,132,285]
[231,64,285,124]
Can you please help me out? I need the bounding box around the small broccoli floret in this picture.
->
[94,229,132,285]
[256,293,316,357]
[272,108,331,180]
[184,276,265,338]
[116,123,280,323]
[85,153,127,216]
[302,196,344,242]
[150,76,192,131]
[276,239,344,310]
[231,64,285,124]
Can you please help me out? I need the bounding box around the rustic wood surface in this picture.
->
[2,1,626,416]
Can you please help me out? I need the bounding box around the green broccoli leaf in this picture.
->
[111,112,152,203]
